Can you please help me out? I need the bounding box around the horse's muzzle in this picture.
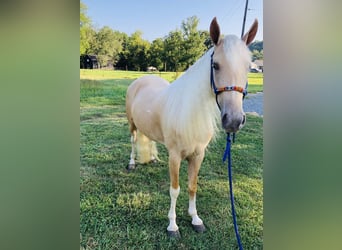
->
[221,113,246,132]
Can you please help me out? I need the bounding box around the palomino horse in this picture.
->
[126,17,258,237]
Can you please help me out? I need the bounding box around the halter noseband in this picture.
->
[210,51,248,109]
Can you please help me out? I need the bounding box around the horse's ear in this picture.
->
[210,17,221,45]
[242,19,258,45]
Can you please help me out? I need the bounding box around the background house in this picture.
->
[80,55,99,69]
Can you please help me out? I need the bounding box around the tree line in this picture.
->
[249,41,263,61]
[80,2,263,71]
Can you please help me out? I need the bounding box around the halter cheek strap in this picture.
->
[210,52,248,109]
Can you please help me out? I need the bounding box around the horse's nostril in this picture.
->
[222,113,245,132]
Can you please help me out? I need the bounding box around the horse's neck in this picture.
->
[162,49,219,146]
[170,49,213,103]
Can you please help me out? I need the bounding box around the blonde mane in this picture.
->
[161,48,219,148]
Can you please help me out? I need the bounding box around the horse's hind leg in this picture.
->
[127,123,137,170]
[150,141,159,163]
[187,149,206,233]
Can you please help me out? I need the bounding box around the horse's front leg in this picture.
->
[167,151,181,238]
[187,149,206,233]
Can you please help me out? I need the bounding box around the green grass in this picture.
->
[80,78,263,249]
[80,69,181,82]
[80,69,263,93]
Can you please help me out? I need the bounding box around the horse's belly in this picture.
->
[132,105,164,143]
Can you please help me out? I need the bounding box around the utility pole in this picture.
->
[241,0,249,38]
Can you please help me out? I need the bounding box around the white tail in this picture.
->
[136,130,159,163]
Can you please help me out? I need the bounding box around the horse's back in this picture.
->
[126,75,169,106]
[128,75,168,94]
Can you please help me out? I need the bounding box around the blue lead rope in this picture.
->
[223,132,243,250]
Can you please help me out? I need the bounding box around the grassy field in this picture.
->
[80,69,180,82]
[80,74,263,249]
[80,69,263,94]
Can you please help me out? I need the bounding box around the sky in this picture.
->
[82,0,263,42]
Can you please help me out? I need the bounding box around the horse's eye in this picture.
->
[213,62,219,70]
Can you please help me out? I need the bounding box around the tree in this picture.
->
[148,38,165,70]
[157,16,209,72]
[80,2,94,55]
[199,30,213,50]
[249,40,263,52]
[181,16,199,38]
[181,16,207,69]
[116,35,130,70]
[130,31,151,71]
[252,49,263,61]
[117,31,151,71]
[162,16,208,71]
[90,26,125,68]
[164,30,185,71]
[249,41,263,60]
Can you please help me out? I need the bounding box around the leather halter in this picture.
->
[210,51,248,109]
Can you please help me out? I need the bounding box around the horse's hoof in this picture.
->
[126,164,135,171]
[192,223,206,233]
[167,230,181,238]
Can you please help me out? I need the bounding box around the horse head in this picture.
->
[210,17,258,133]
